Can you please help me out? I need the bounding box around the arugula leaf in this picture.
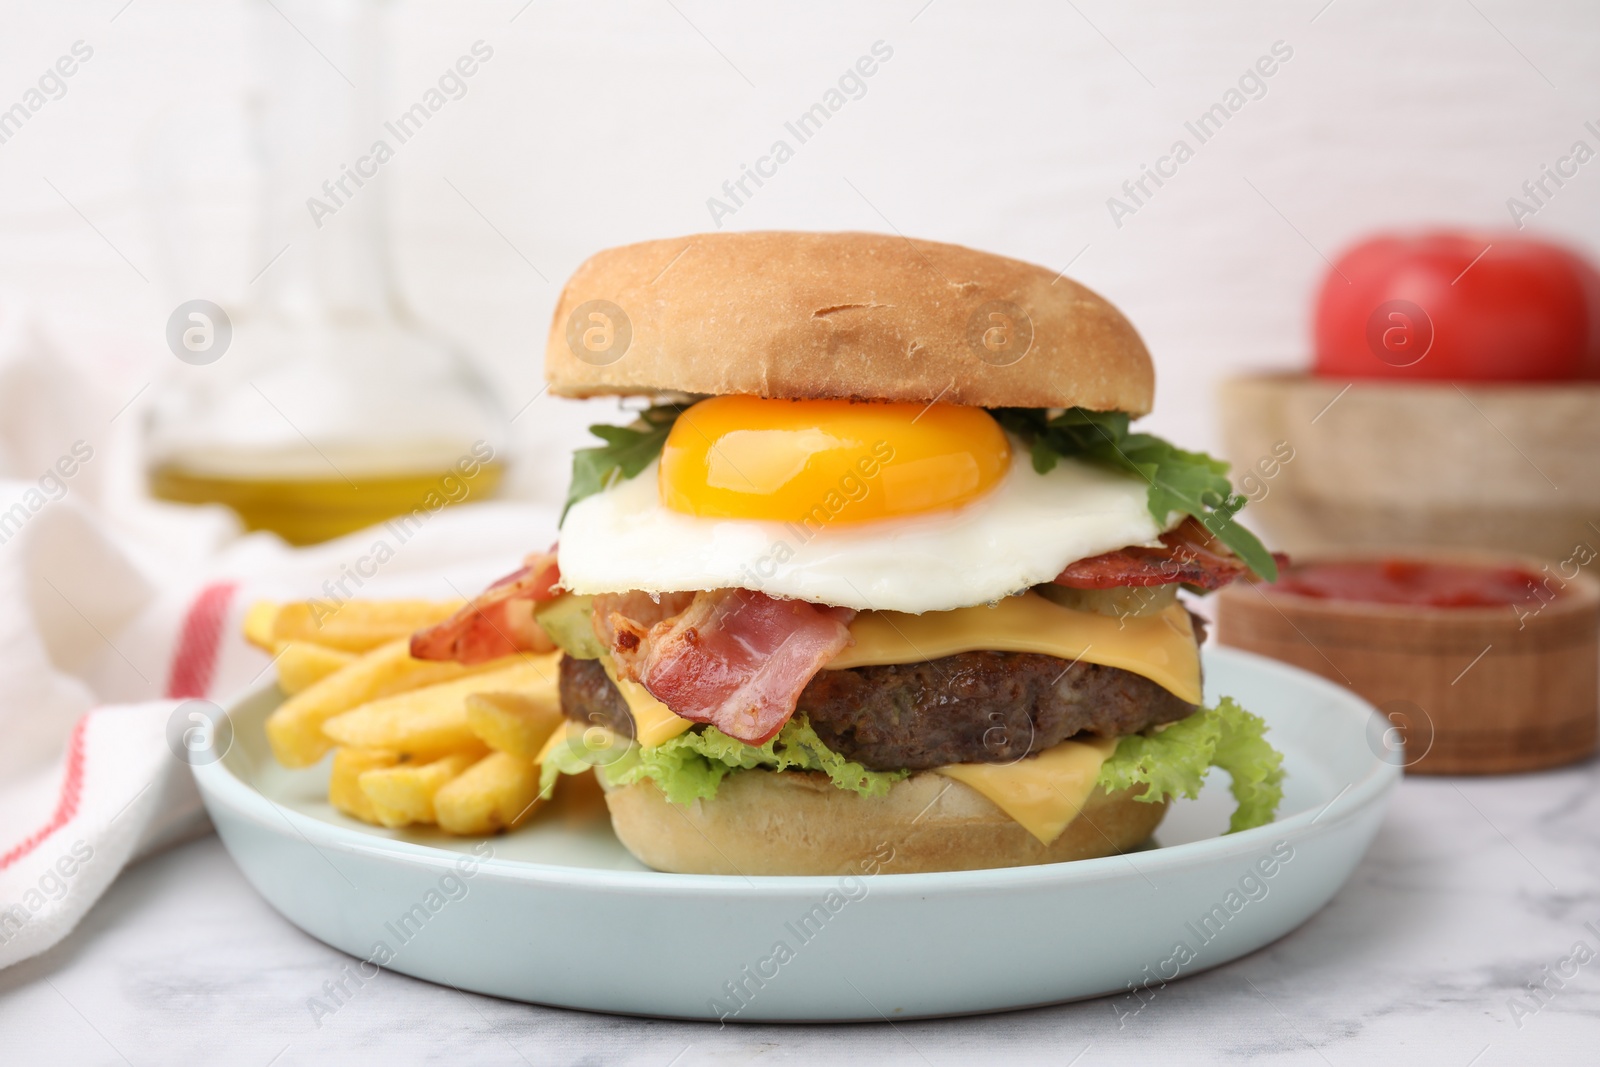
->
[561,404,684,523]
[993,407,1278,582]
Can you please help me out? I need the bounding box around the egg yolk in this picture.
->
[659,396,1012,523]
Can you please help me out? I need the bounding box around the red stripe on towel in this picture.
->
[0,713,89,871]
[165,582,238,699]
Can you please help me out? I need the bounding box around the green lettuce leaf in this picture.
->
[1096,697,1284,833]
[991,407,1278,582]
[1209,700,1288,832]
[601,718,908,806]
[561,404,685,523]
[541,700,1284,834]
[538,728,606,799]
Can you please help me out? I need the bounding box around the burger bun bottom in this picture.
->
[600,768,1168,875]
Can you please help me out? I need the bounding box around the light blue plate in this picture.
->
[195,646,1399,1022]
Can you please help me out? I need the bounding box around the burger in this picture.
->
[411,231,1285,875]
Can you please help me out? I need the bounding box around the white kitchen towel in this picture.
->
[0,300,558,969]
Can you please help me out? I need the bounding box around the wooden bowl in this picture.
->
[1217,375,1600,559]
[1214,551,1599,775]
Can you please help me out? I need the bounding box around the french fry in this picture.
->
[465,690,565,760]
[434,752,543,835]
[243,601,280,651]
[329,747,400,824]
[269,599,464,653]
[359,750,484,828]
[275,642,357,695]
[265,639,523,768]
[257,590,572,839]
[321,657,560,758]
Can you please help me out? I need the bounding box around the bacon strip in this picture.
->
[591,591,696,650]
[409,550,561,663]
[609,589,855,745]
[1054,518,1288,591]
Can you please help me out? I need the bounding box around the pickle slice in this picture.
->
[533,593,605,659]
[1035,582,1179,619]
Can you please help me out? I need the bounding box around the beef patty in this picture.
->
[559,655,637,741]
[558,647,1199,771]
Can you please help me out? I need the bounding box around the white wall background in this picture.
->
[1,0,1596,503]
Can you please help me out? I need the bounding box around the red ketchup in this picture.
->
[1272,559,1542,608]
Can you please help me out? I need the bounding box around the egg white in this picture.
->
[557,445,1168,615]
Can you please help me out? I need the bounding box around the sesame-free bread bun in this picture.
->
[599,769,1167,876]
[544,231,1154,414]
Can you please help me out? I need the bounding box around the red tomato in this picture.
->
[1313,231,1600,381]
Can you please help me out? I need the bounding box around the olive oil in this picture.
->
[149,461,502,545]
[141,0,508,541]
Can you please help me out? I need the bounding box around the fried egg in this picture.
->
[557,397,1167,615]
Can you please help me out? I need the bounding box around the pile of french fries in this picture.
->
[246,599,568,836]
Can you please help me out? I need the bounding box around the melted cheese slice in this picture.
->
[826,593,1201,704]
[935,736,1120,844]
[598,654,693,747]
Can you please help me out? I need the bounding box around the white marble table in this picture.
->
[2,765,1598,1066]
